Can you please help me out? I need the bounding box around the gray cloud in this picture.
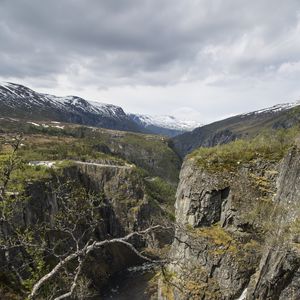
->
[1,0,300,122]
[0,0,299,85]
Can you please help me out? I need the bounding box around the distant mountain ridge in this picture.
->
[0,82,143,132]
[128,113,202,137]
[3,82,299,147]
[0,82,201,136]
[172,101,300,158]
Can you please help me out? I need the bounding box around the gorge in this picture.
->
[1,91,300,299]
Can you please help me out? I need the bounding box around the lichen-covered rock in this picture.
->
[246,147,300,300]
[175,158,230,227]
[160,146,300,300]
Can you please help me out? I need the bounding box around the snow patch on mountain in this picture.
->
[129,113,202,131]
[0,82,128,119]
[241,101,300,117]
[0,82,200,133]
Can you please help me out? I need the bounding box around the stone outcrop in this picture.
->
[160,146,300,299]
[246,147,300,300]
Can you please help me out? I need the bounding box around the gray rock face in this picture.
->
[161,147,300,300]
[246,147,300,300]
[175,159,230,227]
[1,162,171,295]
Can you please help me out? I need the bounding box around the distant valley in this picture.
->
[2,82,300,300]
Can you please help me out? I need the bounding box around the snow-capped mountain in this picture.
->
[172,101,300,158]
[129,113,202,137]
[240,102,300,117]
[0,82,203,136]
[129,114,202,131]
[0,82,142,132]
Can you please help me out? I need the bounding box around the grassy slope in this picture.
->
[0,118,180,220]
[0,117,182,184]
[188,127,299,172]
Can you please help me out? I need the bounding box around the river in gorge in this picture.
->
[101,264,157,300]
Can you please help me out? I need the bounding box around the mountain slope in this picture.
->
[172,102,300,158]
[128,113,202,137]
[0,82,143,132]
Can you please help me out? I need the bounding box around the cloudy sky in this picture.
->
[1,0,300,123]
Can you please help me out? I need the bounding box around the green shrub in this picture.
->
[145,176,176,208]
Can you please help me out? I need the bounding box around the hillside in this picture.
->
[2,101,300,299]
[172,102,300,158]
[0,117,181,184]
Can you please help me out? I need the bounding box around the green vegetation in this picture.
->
[120,133,181,183]
[187,224,237,253]
[0,119,180,298]
[0,117,181,182]
[0,149,49,193]
[0,130,178,216]
[18,138,125,163]
[159,265,223,300]
[145,177,176,207]
[8,165,52,192]
[189,127,299,172]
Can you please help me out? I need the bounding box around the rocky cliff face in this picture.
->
[71,162,171,236]
[246,147,300,300]
[98,133,182,184]
[4,164,153,233]
[159,145,300,299]
[0,162,172,297]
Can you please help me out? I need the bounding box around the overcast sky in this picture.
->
[1,0,300,123]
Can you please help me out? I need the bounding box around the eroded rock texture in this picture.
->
[160,146,300,300]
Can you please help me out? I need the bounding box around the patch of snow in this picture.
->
[41,93,124,118]
[89,100,125,117]
[241,102,300,117]
[130,114,202,131]
[0,82,21,97]
[27,122,40,127]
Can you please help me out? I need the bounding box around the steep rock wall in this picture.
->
[0,162,171,296]
[160,146,300,300]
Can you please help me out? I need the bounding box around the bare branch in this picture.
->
[29,225,165,299]
[53,256,85,300]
